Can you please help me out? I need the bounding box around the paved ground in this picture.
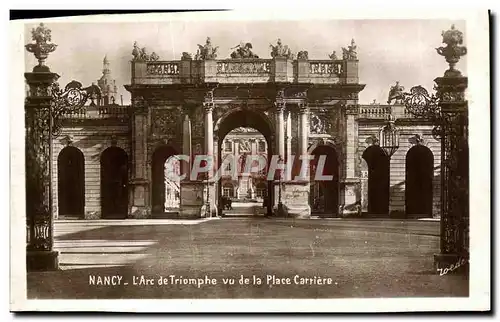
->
[27,218,468,299]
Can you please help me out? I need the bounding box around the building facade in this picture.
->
[51,38,441,220]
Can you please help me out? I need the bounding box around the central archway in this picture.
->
[214,108,274,216]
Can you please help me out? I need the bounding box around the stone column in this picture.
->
[128,96,150,218]
[24,23,60,271]
[285,110,292,170]
[339,104,361,217]
[204,103,214,160]
[202,92,217,217]
[275,102,286,159]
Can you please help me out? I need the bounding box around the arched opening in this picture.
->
[151,145,180,214]
[215,108,274,216]
[100,146,128,219]
[362,145,389,215]
[57,146,85,219]
[405,145,433,217]
[310,145,339,216]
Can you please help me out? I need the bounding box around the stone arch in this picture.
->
[307,138,342,166]
[57,146,85,219]
[214,107,275,215]
[214,106,275,138]
[309,144,340,216]
[151,144,180,214]
[100,146,128,219]
[405,144,434,217]
[362,145,389,215]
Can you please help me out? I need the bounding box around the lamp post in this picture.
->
[25,23,99,271]
[379,115,399,159]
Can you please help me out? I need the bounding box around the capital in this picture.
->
[274,101,286,112]
[345,104,359,115]
[298,102,309,114]
[203,101,214,112]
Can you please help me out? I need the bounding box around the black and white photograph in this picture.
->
[9,9,490,312]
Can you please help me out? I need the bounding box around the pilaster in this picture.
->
[129,95,151,218]
[24,23,60,271]
[340,104,361,217]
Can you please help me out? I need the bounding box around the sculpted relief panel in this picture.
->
[151,108,182,138]
[309,108,340,136]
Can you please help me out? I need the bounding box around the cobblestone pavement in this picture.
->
[27,218,468,299]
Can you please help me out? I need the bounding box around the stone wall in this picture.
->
[357,122,441,218]
[51,124,130,219]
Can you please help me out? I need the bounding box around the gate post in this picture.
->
[433,25,469,272]
[24,23,59,271]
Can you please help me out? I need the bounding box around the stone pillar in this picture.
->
[179,106,205,219]
[339,104,361,217]
[24,23,60,271]
[433,25,469,273]
[128,96,150,218]
[282,103,311,218]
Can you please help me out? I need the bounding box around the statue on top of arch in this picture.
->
[341,39,357,60]
[270,38,293,59]
[132,41,160,61]
[195,37,219,60]
[230,42,259,59]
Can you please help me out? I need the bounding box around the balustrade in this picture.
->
[358,105,391,119]
[131,58,354,85]
[308,61,343,75]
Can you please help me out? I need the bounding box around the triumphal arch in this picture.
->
[124,38,364,218]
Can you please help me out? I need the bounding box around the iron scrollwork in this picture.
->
[50,81,101,136]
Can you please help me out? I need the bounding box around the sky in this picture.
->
[23,17,467,105]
